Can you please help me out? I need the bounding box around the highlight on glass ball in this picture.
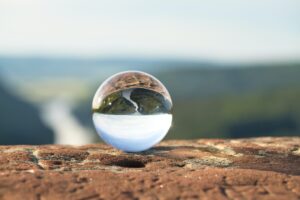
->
[92,71,173,152]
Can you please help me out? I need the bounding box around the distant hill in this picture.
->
[0,80,54,144]
[155,64,300,99]
[74,64,300,139]
[0,56,212,85]
[1,56,300,140]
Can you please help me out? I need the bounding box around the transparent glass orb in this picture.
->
[92,71,173,152]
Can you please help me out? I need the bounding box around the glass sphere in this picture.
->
[92,71,173,152]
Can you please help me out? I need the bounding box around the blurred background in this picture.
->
[0,0,300,145]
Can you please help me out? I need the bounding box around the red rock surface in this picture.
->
[0,137,300,200]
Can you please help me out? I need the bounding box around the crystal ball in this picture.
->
[92,71,173,152]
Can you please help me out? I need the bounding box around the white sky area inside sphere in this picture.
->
[93,113,172,152]
[0,0,299,62]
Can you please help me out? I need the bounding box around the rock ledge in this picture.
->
[0,137,300,200]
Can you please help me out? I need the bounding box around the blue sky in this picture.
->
[0,0,299,62]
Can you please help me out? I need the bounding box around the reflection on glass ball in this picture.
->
[92,71,173,152]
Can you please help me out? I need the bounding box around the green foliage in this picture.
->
[94,91,136,114]
[74,64,300,139]
[168,87,300,139]
[130,89,172,114]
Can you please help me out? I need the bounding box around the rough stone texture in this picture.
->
[0,137,300,200]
